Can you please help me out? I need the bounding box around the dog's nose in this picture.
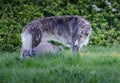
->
[73,45,79,51]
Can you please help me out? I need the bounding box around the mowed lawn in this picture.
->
[0,46,120,83]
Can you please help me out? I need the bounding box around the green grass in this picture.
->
[0,46,120,83]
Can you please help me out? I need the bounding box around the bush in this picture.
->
[0,0,120,51]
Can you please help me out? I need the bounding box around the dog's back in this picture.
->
[22,16,81,49]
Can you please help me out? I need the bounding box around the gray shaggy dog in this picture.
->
[21,15,92,58]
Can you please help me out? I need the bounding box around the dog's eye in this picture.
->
[85,33,88,36]
[80,35,82,37]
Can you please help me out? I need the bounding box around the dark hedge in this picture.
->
[0,0,120,51]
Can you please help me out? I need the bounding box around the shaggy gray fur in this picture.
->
[21,15,92,58]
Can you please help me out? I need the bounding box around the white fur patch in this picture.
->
[75,39,79,46]
[21,32,32,50]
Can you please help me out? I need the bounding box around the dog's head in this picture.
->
[72,22,92,52]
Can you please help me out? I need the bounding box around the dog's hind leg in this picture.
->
[21,32,33,58]
[31,29,42,49]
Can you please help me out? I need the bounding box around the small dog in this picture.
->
[33,42,63,54]
[21,15,92,58]
[21,42,63,58]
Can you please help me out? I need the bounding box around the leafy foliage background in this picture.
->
[0,0,120,51]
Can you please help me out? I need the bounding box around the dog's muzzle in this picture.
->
[72,39,79,51]
[73,45,79,50]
